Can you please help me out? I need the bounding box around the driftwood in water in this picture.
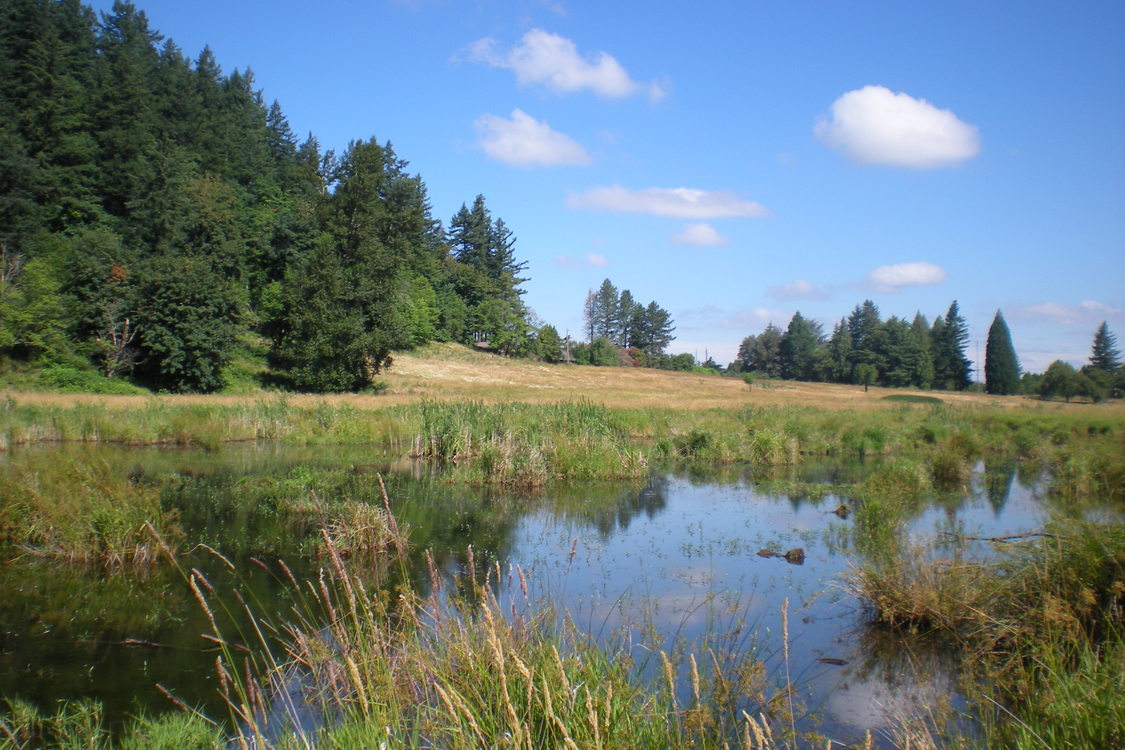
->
[942,531,1057,543]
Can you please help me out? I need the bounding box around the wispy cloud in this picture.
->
[567,186,769,219]
[868,261,947,292]
[554,253,609,268]
[815,85,980,168]
[769,279,829,301]
[679,305,792,332]
[1013,300,1123,326]
[672,223,728,247]
[475,109,589,167]
[466,29,664,100]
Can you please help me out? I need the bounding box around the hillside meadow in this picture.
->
[6,343,1113,413]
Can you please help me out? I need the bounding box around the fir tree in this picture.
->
[933,301,972,390]
[984,310,1020,395]
[1089,322,1121,373]
[779,311,824,381]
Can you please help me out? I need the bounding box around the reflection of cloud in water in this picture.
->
[822,660,959,733]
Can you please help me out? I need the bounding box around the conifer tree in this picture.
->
[589,279,619,341]
[909,313,934,389]
[779,311,824,381]
[1089,322,1121,373]
[933,301,972,390]
[825,319,852,383]
[984,310,1020,395]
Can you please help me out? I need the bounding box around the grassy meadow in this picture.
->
[1,343,1122,748]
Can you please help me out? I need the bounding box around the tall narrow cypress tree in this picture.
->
[984,310,1020,395]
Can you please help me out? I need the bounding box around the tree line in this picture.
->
[734,297,1122,401]
[0,0,556,392]
[733,300,973,390]
[1027,322,1122,403]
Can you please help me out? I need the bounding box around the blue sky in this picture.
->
[89,0,1124,373]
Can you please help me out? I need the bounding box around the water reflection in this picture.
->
[0,443,1111,744]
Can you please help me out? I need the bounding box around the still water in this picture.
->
[0,444,1075,745]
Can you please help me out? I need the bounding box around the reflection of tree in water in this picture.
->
[548,474,670,539]
[982,456,1018,514]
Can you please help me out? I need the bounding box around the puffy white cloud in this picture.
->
[769,279,829,301]
[553,253,609,268]
[467,29,663,100]
[475,109,589,167]
[567,186,769,218]
[868,261,947,291]
[672,223,728,247]
[1014,300,1123,326]
[815,85,980,168]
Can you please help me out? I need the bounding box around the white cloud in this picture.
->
[467,29,663,100]
[815,85,980,168]
[868,261,947,291]
[567,186,770,219]
[1080,300,1122,316]
[769,279,828,301]
[672,223,728,247]
[1014,300,1123,326]
[554,253,609,268]
[475,109,589,167]
[678,306,791,332]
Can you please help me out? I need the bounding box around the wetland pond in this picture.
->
[0,443,1097,746]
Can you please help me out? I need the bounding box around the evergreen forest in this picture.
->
[0,0,603,393]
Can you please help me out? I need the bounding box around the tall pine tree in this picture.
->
[1089,322,1121,373]
[933,300,972,390]
[984,310,1020,395]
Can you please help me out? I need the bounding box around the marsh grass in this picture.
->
[850,518,1125,747]
[0,451,182,566]
[410,400,648,485]
[3,394,1122,491]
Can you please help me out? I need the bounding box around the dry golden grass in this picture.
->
[6,342,1122,414]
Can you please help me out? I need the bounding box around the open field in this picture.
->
[5,343,1121,413]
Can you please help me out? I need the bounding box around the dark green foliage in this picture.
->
[270,139,418,391]
[1089,322,1121,373]
[881,394,943,405]
[824,318,852,383]
[985,310,1020,395]
[1040,360,1080,402]
[779,311,824,381]
[0,2,538,391]
[847,300,883,375]
[586,278,619,342]
[736,323,783,377]
[579,280,674,363]
[854,363,877,391]
[537,324,563,363]
[0,246,71,359]
[635,301,675,358]
[131,256,240,392]
[933,300,973,390]
[447,195,531,352]
[587,337,619,366]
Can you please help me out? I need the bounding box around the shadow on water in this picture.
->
[0,442,1111,744]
